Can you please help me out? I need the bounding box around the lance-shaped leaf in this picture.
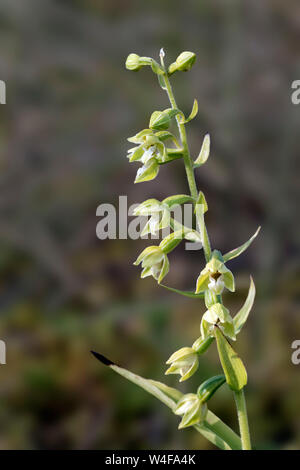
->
[233,276,256,335]
[223,227,261,262]
[91,351,242,450]
[194,134,210,166]
[195,191,208,213]
[184,99,198,123]
[160,284,204,299]
[214,327,247,391]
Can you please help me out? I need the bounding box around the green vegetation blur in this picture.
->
[0,0,299,449]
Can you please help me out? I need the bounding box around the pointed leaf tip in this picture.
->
[233,276,256,335]
[223,226,261,262]
[194,134,210,166]
[91,351,115,366]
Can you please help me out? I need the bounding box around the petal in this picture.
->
[133,246,157,266]
[128,144,144,162]
[166,347,195,364]
[219,266,235,292]
[180,356,199,382]
[140,266,152,278]
[158,254,169,284]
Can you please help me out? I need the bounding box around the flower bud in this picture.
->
[159,231,183,254]
[149,111,171,131]
[149,108,181,131]
[197,375,226,403]
[125,53,153,71]
[168,51,196,75]
[126,53,142,71]
[165,347,198,382]
[174,394,207,429]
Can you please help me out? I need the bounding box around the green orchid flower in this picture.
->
[165,347,199,382]
[133,199,171,236]
[133,246,169,283]
[201,303,236,341]
[127,129,167,183]
[195,250,235,294]
[174,393,207,429]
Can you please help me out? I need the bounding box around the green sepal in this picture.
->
[214,327,247,391]
[197,375,226,403]
[128,144,144,162]
[223,227,261,262]
[134,160,159,183]
[194,134,210,166]
[133,198,162,215]
[127,129,153,144]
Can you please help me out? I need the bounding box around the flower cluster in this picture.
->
[121,49,260,443]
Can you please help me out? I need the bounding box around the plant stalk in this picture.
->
[233,389,251,450]
[161,71,211,260]
[162,72,198,201]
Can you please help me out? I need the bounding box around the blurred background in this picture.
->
[0,0,299,450]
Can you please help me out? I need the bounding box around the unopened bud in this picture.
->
[168,51,196,75]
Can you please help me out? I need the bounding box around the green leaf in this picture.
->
[158,73,167,90]
[196,411,242,450]
[214,327,247,391]
[194,134,210,166]
[223,227,261,262]
[184,99,198,123]
[233,276,256,335]
[91,351,242,450]
[195,191,208,213]
[148,380,183,402]
[160,284,204,298]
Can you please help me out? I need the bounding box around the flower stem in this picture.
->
[161,71,212,261]
[233,389,251,450]
[161,72,198,201]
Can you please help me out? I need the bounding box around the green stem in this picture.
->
[162,72,198,200]
[161,71,212,261]
[233,389,251,450]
